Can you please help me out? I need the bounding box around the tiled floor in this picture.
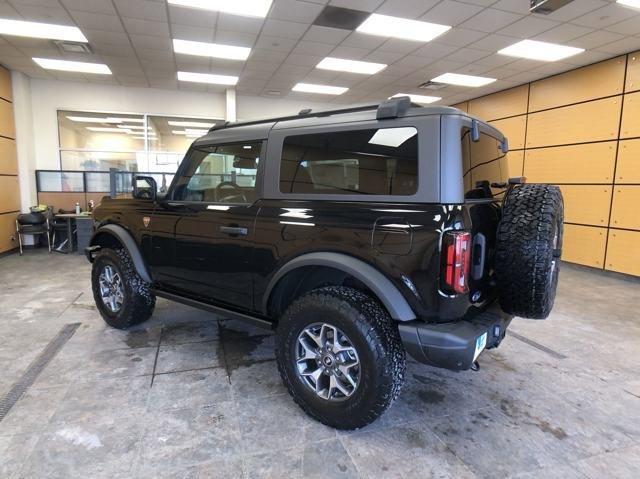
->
[0,250,639,478]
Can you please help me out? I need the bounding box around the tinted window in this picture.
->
[173,142,261,203]
[462,129,508,197]
[280,127,418,196]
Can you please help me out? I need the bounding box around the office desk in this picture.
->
[54,213,92,254]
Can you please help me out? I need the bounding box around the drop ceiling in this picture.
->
[0,0,639,106]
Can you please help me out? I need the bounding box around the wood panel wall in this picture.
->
[453,51,640,277]
[0,65,18,254]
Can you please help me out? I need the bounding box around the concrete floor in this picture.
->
[0,250,639,479]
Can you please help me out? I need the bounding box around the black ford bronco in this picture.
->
[86,97,564,429]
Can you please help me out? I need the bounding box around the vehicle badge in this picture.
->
[143,216,151,228]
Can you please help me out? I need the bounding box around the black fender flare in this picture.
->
[263,252,416,321]
[89,224,152,283]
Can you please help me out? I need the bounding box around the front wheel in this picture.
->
[91,247,155,329]
[276,286,405,430]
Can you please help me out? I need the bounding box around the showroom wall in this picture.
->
[0,65,18,254]
[454,51,640,277]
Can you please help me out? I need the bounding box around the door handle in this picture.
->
[220,226,248,236]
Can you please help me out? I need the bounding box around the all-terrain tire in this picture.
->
[276,286,405,430]
[91,247,156,329]
[495,184,563,319]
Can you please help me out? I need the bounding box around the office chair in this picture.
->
[16,212,51,255]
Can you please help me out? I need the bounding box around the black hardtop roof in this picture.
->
[208,96,463,133]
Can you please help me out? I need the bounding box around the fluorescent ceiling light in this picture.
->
[391,93,440,104]
[107,117,144,123]
[369,128,417,148]
[617,0,640,9]
[357,14,450,42]
[86,127,130,133]
[316,57,386,75]
[67,116,120,123]
[432,73,496,87]
[167,120,215,128]
[498,39,584,61]
[33,58,111,74]
[292,83,348,95]
[0,18,87,42]
[117,125,153,130]
[173,39,250,60]
[168,0,272,18]
[177,71,238,85]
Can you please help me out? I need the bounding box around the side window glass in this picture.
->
[462,128,507,197]
[173,142,261,203]
[280,127,418,196]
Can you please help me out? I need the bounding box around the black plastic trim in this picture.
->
[263,252,416,321]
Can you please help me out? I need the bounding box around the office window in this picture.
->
[173,142,261,204]
[280,127,418,196]
[57,110,221,172]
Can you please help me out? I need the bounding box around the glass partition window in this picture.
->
[173,142,261,204]
[58,110,222,172]
[280,127,418,196]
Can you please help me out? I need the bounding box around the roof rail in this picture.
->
[208,96,417,132]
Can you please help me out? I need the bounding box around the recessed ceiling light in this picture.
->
[431,73,496,87]
[67,116,121,123]
[86,127,130,133]
[316,57,387,75]
[173,39,251,61]
[498,39,584,61]
[357,14,451,42]
[391,93,440,104]
[292,83,348,95]
[167,0,272,18]
[0,18,87,42]
[617,0,640,9]
[33,58,111,74]
[177,71,238,85]
[167,120,215,128]
[369,128,417,148]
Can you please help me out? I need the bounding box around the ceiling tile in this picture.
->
[422,1,484,27]
[122,18,170,37]
[605,16,640,36]
[214,30,257,47]
[168,5,217,28]
[471,33,521,52]
[261,19,309,40]
[595,36,640,55]
[545,0,609,22]
[498,16,560,38]
[114,0,168,22]
[170,24,214,42]
[10,4,74,23]
[254,35,298,53]
[533,23,593,43]
[269,0,324,23]
[216,13,264,34]
[376,0,438,17]
[68,11,125,33]
[328,0,385,12]
[130,34,172,51]
[571,3,639,29]
[438,28,487,48]
[571,29,626,50]
[459,9,523,33]
[303,25,351,45]
[339,32,387,50]
[412,42,459,59]
[61,0,117,15]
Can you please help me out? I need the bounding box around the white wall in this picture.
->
[13,77,335,209]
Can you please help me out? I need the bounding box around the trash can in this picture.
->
[76,217,95,255]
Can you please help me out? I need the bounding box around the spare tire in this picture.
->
[495,184,563,319]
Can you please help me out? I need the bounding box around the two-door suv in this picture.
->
[87,97,564,429]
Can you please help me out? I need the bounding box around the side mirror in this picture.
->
[133,175,157,200]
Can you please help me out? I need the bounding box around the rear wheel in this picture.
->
[495,184,564,319]
[276,286,405,429]
[91,247,156,329]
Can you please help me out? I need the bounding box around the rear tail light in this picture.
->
[441,231,472,294]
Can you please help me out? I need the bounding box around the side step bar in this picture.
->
[151,289,274,330]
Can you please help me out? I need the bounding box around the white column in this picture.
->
[225,88,236,123]
[11,71,37,213]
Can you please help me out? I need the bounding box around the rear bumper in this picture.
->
[398,302,512,371]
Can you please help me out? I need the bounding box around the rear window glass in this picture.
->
[280,127,418,196]
[461,128,508,196]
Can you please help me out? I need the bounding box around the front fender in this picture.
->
[263,252,416,321]
[88,224,152,283]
